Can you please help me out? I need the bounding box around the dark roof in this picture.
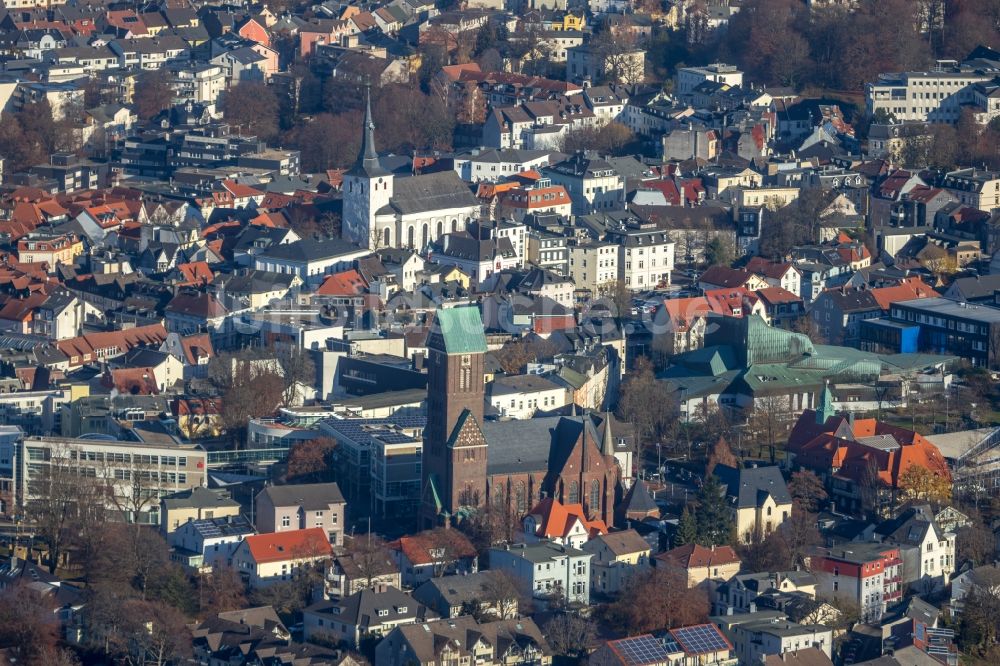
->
[162,486,240,510]
[714,464,791,510]
[412,570,511,608]
[305,586,429,627]
[623,480,658,514]
[439,233,516,262]
[259,482,345,510]
[387,171,478,216]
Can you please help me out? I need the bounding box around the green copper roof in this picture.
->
[744,315,815,366]
[435,306,487,355]
[816,382,834,424]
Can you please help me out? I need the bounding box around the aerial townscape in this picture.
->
[8,0,1000,665]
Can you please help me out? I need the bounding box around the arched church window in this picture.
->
[567,481,579,504]
[451,219,458,232]
[422,223,429,248]
[407,226,415,248]
[383,228,390,247]
[437,221,443,238]
[589,480,600,513]
[515,482,527,513]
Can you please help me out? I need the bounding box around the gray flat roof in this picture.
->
[893,297,1000,322]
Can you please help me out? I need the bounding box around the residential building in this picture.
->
[939,168,1000,210]
[544,154,623,214]
[874,504,955,590]
[432,232,519,285]
[453,148,554,183]
[324,546,401,599]
[255,482,346,546]
[489,540,593,605]
[569,239,619,293]
[582,529,651,595]
[168,515,255,572]
[488,374,568,419]
[605,219,675,291]
[527,228,570,275]
[231,527,334,588]
[253,238,371,289]
[811,543,903,622]
[388,530,479,587]
[714,464,792,543]
[16,232,83,268]
[677,63,743,95]
[303,586,431,648]
[566,43,645,84]
[714,570,819,616]
[714,611,833,664]
[375,615,552,666]
[521,496,608,549]
[590,634,674,666]
[160,487,242,534]
[411,570,519,619]
[655,544,741,589]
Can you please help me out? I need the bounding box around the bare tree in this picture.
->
[477,570,522,620]
[27,444,109,574]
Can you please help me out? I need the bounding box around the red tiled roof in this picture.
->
[660,297,710,331]
[244,528,333,564]
[102,367,159,395]
[787,411,952,490]
[176,261,214,285]
[526,497,608,540]
[705,287,755,317]
[223,180,265,199]
[388,530,477,566]
[656,543,740,568]
[316,269,368,296]
[699,265,754,289]
[869,278,937,311]
[179,332,214,365]
[754,286,802,306]
[57,323,169,364]
[746,257,797,281]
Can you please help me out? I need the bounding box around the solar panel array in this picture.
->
[611,635,672,665]
[320,415,427,448]
[670,624,730,655]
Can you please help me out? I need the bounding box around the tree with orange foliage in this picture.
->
[705,437,738,477]
[286,437,338,483]
[899,465,952,505]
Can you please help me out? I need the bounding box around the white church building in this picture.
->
[341,94,482,250]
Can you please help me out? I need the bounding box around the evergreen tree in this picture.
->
[695,475,735,546]
[675,507,697,547]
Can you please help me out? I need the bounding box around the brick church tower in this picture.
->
[421,306,489,528]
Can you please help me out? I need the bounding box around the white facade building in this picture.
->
[489,541,592,605]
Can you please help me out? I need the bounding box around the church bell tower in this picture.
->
[342,88,393,249]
